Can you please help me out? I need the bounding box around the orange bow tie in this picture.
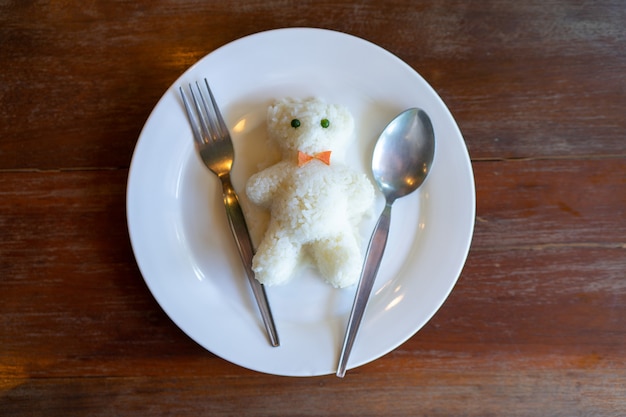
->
[297,150,332,167]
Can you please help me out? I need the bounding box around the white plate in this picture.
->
[127,28,475,377]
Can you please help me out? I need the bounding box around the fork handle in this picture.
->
[220,174,280,347]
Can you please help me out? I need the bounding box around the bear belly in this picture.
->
[271,164,349,241]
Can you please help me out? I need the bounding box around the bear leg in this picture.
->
[252,231,300,286]
[310,233,362,288]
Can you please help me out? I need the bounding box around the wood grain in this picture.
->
[1,0,625,416]
[1,1,624,170]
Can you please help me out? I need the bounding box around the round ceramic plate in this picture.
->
[127,28,475,376]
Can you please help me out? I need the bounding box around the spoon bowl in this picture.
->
[337,108,435,377]
[372,108,435,202]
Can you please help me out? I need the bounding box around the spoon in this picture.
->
[336,108,435,377]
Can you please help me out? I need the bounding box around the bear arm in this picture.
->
[346,170,376,215]
[245,162,290,208]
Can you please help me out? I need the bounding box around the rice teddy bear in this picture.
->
[246,97,374,288]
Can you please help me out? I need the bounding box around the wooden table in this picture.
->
[2,1,625,415]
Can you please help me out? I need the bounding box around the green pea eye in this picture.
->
[291,119,301,128]
[320,118,330,128]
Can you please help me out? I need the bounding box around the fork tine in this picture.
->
[189,82,216,144]
[196,81,222,142]
[203,79,230,140]
[181,80,229,144]
[179,86,203,145]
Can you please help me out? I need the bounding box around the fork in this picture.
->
[179,79,279,347]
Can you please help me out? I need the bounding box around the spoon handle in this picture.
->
[337,202,393,377]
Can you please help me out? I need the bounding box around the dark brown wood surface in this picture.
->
[1,1,625,416]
